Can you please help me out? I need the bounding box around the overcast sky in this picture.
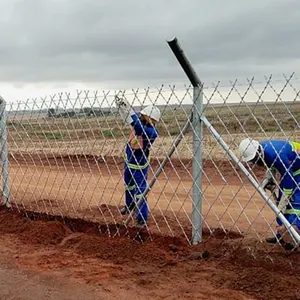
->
[0,0,300,102]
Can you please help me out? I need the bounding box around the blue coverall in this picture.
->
[260,140,300,229]
[124,113,158,222]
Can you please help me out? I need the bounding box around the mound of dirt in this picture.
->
[1,207,300,300]
[0,208,71,245]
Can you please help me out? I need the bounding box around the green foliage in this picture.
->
[102,130,116,137]
[47,108,56,117]
[42,131,64,140]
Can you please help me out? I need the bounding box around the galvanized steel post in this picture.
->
[191,85,203,244]
[0,96,10,208]
[167,37,203,244]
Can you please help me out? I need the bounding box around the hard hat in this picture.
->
[238,138,260,162]
[140,105,161,122]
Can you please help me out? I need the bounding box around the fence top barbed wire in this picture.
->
[4,73,300,110]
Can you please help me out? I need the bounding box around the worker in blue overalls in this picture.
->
[239,138,300,250]
[115,96,161,227]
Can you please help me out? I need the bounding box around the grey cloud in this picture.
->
[186,1,300,62]
[0,0,299,86]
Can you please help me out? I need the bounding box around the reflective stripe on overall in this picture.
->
[124,130,151,221]
[281,141,300,195]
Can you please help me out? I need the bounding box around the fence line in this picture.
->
[1,39,300,261]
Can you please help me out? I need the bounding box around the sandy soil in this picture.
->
[1,154,300,299]
[8,154,276,241]
[0,208,299,300]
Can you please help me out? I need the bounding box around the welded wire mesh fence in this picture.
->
[1,74,300,260]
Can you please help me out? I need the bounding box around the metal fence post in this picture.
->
[0,96,10,208]
[167,37,203,244]
[191,85,203,244]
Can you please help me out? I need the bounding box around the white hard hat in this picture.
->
[140,105,161,122]
[238,138,260,162]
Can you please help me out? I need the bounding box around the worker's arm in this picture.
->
[115,96,136,125]
[261,167,277,191]
[274,154,295,211]
[274,154,295,196]
[131,114,158,141]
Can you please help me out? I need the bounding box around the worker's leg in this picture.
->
[132,167,149,225]
[266,186,284,244]
[276,221,300,250]
[276,174,300,249]
[121,165,137,215]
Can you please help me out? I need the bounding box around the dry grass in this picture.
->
[7,102,300,160]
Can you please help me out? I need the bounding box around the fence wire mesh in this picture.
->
[2,74,300,262]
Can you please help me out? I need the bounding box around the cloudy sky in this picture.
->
[0,0,300,102]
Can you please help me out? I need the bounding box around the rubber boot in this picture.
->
[283,242,295,251]
[120,202,136,215]
[266,233,284,244]
[136,218,147,228]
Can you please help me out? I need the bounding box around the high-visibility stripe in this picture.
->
[135,194,145,199]
[290,141,300,154]
[283,188,293,195]
[293,169,300,177]
[285,208,300,215]
[125,160,149,170]
[124,153,149,170]
[125,185,136,191]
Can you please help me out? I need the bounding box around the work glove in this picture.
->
[277,193,290,213]
[115,96,135,125]
[261,168,277,192]
[115,96,127,108]
[263,180,276,192]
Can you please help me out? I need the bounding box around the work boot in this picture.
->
[283,242,295,251]
[120,202,136,215]
[136,219,147,228]
[120,207,128,215]
[266,233,284,244]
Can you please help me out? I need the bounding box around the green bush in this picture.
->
[43,131,64,140]
[102,130,116,137]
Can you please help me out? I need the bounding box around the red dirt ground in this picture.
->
[8,153,273,240]
[2,154,300,299]
[0,207,300,300]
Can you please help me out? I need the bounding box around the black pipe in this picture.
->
[167,37,201,87]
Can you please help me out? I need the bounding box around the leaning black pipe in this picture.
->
[167,37,201,87]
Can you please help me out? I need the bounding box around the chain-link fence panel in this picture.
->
[1,73,299,251]
[200,74,300,258]
[1,71,300,269]
[4,87,199,240]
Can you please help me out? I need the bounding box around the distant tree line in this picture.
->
[47,107,113,118]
